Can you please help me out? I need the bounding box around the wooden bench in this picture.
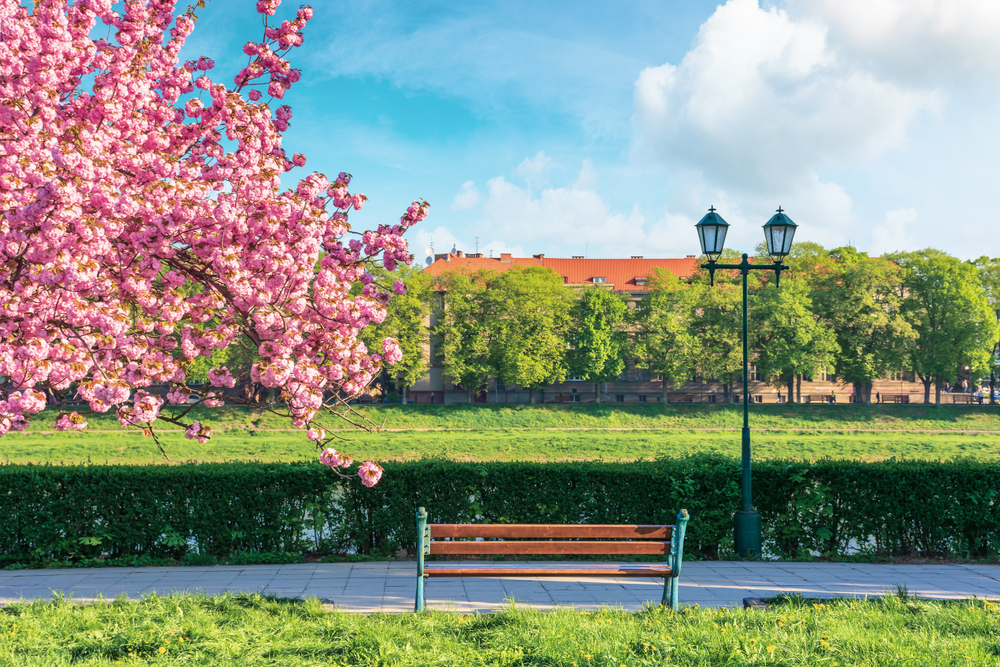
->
[804,394,834,404]
[880,393,910,404]
[951,393,974,405]
[414,507,689,612]
[665,393,694,404]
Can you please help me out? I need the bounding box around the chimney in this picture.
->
[631,256,643,259]
[533,253,545,260]
[572,255,583,259]
[455,250,463,258]
[500,253,512,262]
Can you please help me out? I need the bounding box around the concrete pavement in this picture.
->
[2,561,999,613]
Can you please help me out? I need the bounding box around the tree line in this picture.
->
[367,245,1000,406]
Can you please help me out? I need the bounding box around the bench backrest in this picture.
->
[427,524,672,555]
[415,509,689,575]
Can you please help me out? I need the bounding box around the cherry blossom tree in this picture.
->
[0,0,428,485]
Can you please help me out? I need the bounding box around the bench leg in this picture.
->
[415,574,425,612]
[670,576,679,612]
[661,577,673,609]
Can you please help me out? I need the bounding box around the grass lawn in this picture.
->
[3,404,999,465]
[1,592,999,665]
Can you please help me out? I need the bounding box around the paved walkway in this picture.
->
[2,562,999,613]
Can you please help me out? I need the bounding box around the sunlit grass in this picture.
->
[1,592,999,665]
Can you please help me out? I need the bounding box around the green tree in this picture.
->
[811,247,915,404]
[691,281,743,403]
[490,267,575,404]
[890,250,1000,405]
[361,264,432,403]
[567,287,628,404]
[750,277,838,403]
[633,269,702,402]
[973,256,1000,404]
[432,270,497,402]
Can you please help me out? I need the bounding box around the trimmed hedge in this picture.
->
[2,455,999,566]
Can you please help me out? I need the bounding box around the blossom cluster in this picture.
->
[0,0,428,486]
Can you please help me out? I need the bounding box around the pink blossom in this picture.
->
[358,461,383,487]
[393,280,407,295]
[207,367,236,388]
[53,412,88,432]
[382,337,403,365]
[185,422,211,444]
[320,447,349,467]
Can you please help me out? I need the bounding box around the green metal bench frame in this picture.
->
[415,508,689,612]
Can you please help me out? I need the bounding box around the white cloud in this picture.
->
[632,0,936,195]
[788,0,1000,86]
[477,162,647,256]
[450,181,481,210]
[869,208,918,256]
[515,151,555,188]
[411,226,523,266]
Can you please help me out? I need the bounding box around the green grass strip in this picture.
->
[1,592,998,665]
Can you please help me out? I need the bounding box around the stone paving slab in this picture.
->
[2,562,999,613]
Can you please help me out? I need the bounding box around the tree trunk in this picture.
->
[921,375,932,404]
[796,374,802,404]
[529,387,537,404]
[786,375,795,404]
[595,381,601,404]
[991,368,997,406]
[934,375,942,406]
[864,382,873,405]
[663,379,669,404]
[401,385,408,404]
[468,385,474,404]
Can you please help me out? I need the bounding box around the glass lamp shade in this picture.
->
[695,208,730,261]
[762,208,797,261]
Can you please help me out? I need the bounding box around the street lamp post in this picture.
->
[694,206,798,559]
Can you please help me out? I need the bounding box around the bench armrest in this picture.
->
[671,509,689,578]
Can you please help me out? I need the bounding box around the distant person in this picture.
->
[944,381,952,393]
[960,379,968,393]
[876,391,880,403]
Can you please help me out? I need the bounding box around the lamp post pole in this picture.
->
[695,207,798,559]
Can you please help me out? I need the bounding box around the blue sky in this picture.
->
[182,0,1000,263]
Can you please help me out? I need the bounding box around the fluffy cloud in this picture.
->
[477,161,648,257]
[450,180,481,210]
[411,226,523,265]
[515,151,555,188]
[789,0,1000,86]
[869,208,919,256]
[633,0,935,194]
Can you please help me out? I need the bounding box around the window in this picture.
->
[593,277,606,284]
[753,395,762,403]
[570,394,580,402]
[636,369,650,382]
[639,395,647,403]
[618,370,629,381]
[615,394,624,402]
[567,375,583,381]
[496,382,506,391]
[635,278,647,286]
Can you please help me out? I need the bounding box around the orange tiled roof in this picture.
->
[422,253,701,292]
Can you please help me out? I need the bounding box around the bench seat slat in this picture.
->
[429,541,669,555]
[425,565,671,577]
[430,524,671,539]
